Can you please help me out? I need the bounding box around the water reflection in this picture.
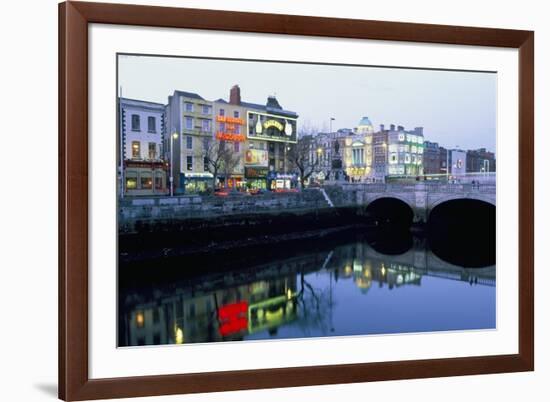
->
[119,237,496,347]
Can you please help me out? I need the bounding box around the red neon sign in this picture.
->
[216,115,244,125]
[216,132,246,142]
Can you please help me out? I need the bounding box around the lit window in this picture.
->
[126,174,137,190]
[131,141,140,158]
[140,174,152,189]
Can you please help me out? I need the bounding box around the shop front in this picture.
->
[269,173,298,191]
[124,161,167,196]
[181,172,214,194]
[244,167,268,190]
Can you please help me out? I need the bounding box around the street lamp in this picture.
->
[170,132,178,197]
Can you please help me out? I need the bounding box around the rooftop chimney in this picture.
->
[380,124,385,131]
[229,85,241,105]
[390,124,396,131]
[397,125,404,131]
[414,127,424,135]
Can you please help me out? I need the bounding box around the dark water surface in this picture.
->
[118,231,495,347]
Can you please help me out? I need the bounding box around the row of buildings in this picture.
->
[310,117,495,184]
[118,87,496,196]
[119,85,298,196]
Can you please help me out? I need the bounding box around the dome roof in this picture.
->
[358,116,373,127]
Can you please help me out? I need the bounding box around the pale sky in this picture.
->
[118,54,496,152]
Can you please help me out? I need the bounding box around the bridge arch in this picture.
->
[427,198,496,267]
[365,196,414,228]
[428,193,495,212]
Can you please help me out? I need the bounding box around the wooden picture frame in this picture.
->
[59,1,534,400]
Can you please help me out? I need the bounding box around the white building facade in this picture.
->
[119,97,167,196]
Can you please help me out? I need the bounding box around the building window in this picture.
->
[131,141,140,158]
[220,122,226,132]
[131,114,140,131]
[233,110,240,118]
[234,142,240,152]
[155,174,163,190]
[126,172,137,190]
[186,136,192,150]
[148,142,156,159]
[187,156,193,171]
[202,119,211,132]
[185,117,193,130]
[147,116,156,133]
[398,133,405,141]
[140,173,152,189]
[219,108,225,116]
[204,157,209,171]
[202,104,210,114]
[185,102,193,112]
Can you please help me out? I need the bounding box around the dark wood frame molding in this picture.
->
[59,1,534,400]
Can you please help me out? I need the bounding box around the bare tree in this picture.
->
[287,123,320,188]
[202,138,225,190]
[202,138,242,190]
[220,143,242,189]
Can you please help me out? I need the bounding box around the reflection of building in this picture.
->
[166,91,214,194]
[122,275,298,346]
[119,98,167,196]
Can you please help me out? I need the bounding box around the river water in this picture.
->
[118,231,495,347]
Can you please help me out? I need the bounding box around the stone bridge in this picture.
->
[338,180,496,223]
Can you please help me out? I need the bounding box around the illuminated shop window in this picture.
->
[140,174,152,190]
[126,174,137,190]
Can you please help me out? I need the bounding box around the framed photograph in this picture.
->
[59,1,534,400]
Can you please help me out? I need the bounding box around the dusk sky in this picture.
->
[118,54,497,152]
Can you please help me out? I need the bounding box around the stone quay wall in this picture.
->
[119,189,331,233]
